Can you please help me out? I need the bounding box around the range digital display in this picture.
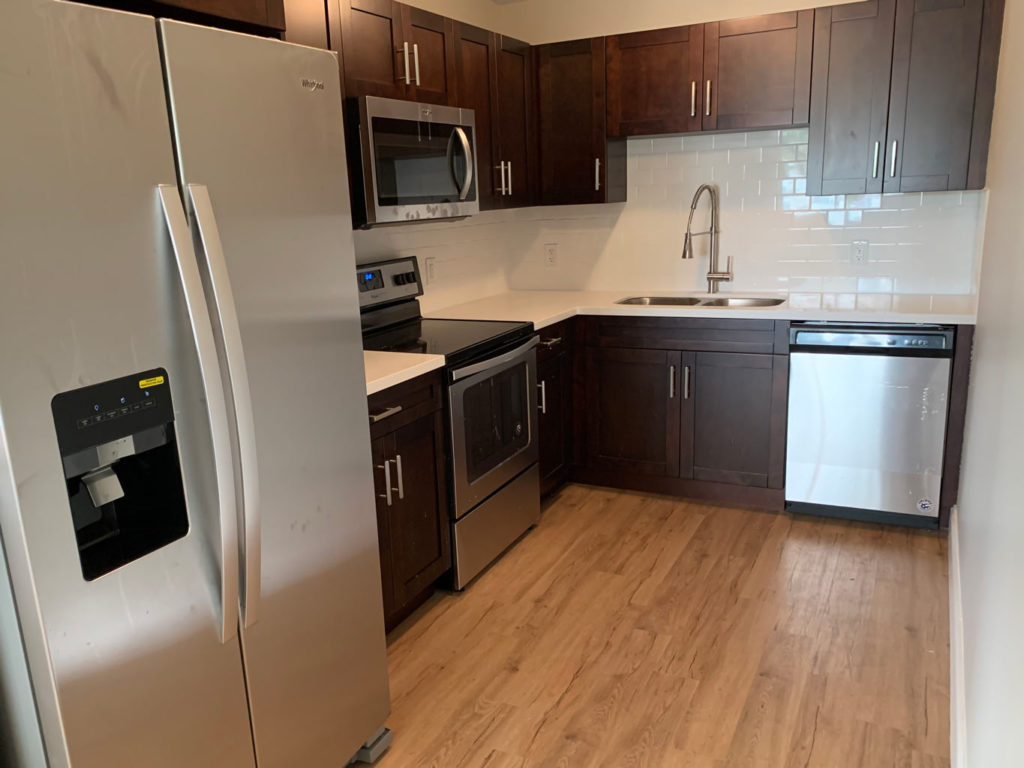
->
[358,270,384,292]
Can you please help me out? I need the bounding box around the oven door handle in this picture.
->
[450,336,539,382]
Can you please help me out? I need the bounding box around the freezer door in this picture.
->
[159,21,390,766]
[0,3,255,768]
[786,352,951,517]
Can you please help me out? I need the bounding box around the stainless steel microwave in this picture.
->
[347,95,479,228]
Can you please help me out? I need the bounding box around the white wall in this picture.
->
[955,0,1024,765]
[402,0,859,44]
[354,128,985,312]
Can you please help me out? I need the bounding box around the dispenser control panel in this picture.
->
[52,368,174,458]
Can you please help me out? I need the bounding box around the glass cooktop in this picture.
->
[362,317,534,368]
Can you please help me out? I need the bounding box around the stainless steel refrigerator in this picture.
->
[0,2,391,766]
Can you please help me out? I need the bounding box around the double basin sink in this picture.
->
[617,296,786,308]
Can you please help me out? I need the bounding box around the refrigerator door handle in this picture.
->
[157,185,240,644]
[186,183,262,629]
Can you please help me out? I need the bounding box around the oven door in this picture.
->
[449,337,539,518]
[360,96,479,225]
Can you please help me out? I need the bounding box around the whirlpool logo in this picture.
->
[300,78,325,92]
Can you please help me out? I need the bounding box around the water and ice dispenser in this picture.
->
[51,369,189,580]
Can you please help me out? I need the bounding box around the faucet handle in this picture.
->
[726,255,734,276]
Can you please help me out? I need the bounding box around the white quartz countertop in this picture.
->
[425,290,978,329]
[364,350,445,396]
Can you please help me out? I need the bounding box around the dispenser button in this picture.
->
[77,418,91,429]
[130,403,142,412]
[142,400,155,409]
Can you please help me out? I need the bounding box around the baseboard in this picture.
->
[949,505,968,768]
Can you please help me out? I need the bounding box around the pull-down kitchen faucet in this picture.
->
[682,183,733,293]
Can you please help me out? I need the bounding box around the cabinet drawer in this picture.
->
[584,316,787,354]
[368,369,443,440]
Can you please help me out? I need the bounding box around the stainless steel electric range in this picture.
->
[358,257,541,589]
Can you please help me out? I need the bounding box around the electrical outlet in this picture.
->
[851,240,869,265]
[544,243,559,268]
[424,255,436,284]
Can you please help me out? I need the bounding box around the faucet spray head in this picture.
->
[682,232,693,260]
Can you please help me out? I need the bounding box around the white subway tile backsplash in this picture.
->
[352,129,985,301]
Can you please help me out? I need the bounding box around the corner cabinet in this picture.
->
[536,39,626,205]
[367,371,451,631]
[808,0,1005,195]
[576,317,789,509]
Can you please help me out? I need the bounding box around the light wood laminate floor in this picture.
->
[371,484,949,768]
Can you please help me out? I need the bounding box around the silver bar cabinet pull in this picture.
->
[394,454,405,500]
[402,42,411,85]
[684,365,691,400]
[538,380,547,414]
[690,81,697,118]
[705,80,712,117]
[369,405,402,423]
[595,158,601,192]
[413,43,421,86]
[378,460,392,506]
[507,161,512,197]
[498,161,507,195]
[669,365,676,399]
[539,337,562,348]
[872,141,880,179]
[890,140,899,178]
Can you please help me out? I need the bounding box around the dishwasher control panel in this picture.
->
[790,325,954,354]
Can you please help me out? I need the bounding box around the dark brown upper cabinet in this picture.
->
[808,0,1005,195]
[452,24,499,207]
[87,0,285,30]
[340,0,454,105]
[606,26,705,137]
[703,11,813,131]
[806,0,897,196]
[537,38,626,205]
[493,35,537,208]
[452,27,536,209]
[605,13,811,137]
[884,0,991,192]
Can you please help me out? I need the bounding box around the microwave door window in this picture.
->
[463,362,529,485]
[371,118,473,206]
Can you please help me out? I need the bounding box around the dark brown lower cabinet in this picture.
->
[687,352,788,489]
[585,347,682,477]
[576,318,790,509]
[369,372,450,631]
[537,337,572,496]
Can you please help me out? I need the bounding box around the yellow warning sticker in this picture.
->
[139,376,165,389]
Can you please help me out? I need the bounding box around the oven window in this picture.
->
[462,362,530,485]
[371,118,475,206]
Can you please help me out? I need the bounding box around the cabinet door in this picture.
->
[283,0,330,48]
[806,0,897,196]
[585,348,682,477]
[370,434,397,623]
[494,35,536,208]
[606,26,704,137]
[884,0,985,192]
[703,11,813,131]
[538,353,570,495]
[453,24,499,209]
[687,352,787,488]
[401,4,455,105]
[387,411,451,616]
[341,0,405,99]
[537,39,625,205]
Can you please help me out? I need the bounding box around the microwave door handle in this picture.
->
[445,129,460,194]
[157,185,239,645]
[186,183,262,630]
[454,126,473,201]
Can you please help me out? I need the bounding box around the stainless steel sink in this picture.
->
[697,297,786,307]
[617,296,704,306]
[616,296,786,308]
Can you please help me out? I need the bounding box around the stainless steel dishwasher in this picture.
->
[785,324,954,528]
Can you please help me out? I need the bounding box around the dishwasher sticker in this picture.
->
[917,499,934,514]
